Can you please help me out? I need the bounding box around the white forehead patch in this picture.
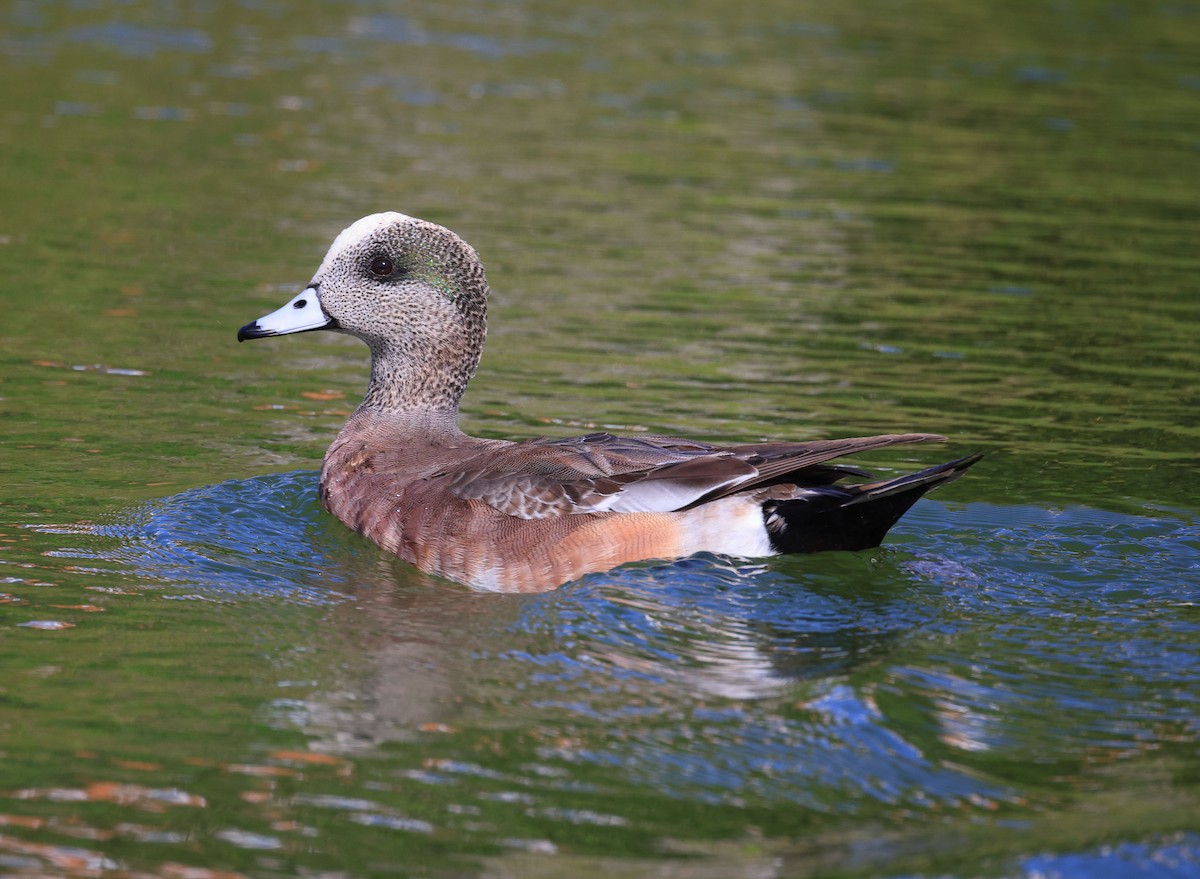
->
[316,212,416,274]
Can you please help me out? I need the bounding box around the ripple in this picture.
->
[34,471,340,603]
[213,828,282,850]
[16,619,74,630]
[1015,832,1200,879]
[63,23,211,57]
[345,15,569,59]
[22,475,1200,818]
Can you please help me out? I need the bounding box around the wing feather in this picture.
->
[448,431,947,519]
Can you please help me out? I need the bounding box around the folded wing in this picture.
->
[448,431,947,520]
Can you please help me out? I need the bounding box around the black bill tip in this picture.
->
[237,321,273,343]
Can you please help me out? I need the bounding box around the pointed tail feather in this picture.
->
[763,453,982,554]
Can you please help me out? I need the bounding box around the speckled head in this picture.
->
[239,212,490,415]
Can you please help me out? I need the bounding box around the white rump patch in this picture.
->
[677,496,775,559]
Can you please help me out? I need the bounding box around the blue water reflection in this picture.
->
[33,471,1198,824]
[63,22,212,56]
[1016,833,1200,879]
[44,471,341,603]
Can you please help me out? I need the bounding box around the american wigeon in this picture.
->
[239,213,979,592]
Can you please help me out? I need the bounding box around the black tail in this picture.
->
[762,453,982,554]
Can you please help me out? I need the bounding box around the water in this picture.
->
[2,0,1198,876]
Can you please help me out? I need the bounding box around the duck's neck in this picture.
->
[353,340,474,437]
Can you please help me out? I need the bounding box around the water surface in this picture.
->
[1,0,1198,876]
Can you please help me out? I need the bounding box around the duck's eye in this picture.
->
[368,255,394,277]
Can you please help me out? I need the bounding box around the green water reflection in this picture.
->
[1,0,1198,876]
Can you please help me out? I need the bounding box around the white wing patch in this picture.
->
[604,472,749,514]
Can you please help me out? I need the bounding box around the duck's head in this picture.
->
[239,212,489,413]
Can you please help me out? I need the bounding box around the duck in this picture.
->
[238,212,979,592]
